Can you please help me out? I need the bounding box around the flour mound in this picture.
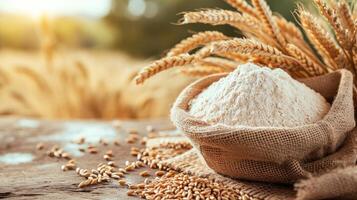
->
[189,63,331,127]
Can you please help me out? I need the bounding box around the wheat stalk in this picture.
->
[135,54,198,84]
[136,0,357,87]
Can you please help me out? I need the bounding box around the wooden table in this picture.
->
[0,118,174,200]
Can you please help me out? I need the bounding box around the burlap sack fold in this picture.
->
[170,69,356,183]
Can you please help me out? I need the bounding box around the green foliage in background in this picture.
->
[106,0,306,58]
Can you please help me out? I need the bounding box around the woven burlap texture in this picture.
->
[170,69,356,184]
[147,127,356,200]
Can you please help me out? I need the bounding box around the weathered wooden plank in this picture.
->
[0,118,174,199]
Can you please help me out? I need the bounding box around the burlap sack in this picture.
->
[170,69,356,183]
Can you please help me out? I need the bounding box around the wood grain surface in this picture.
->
[0,117,174,200]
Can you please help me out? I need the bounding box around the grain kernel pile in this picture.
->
[45,125,255,199]
[189,63,331,127]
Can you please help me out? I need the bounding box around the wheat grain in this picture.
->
[106,150,113,157]
[88,148,98,154]
[103,154,113,161]
[155,170,165,177]
[167,31,229,57]
[118,179,127,186]
[113,140,120,146]
[128,171,247,199]
[36,143,45,150]
[139,170,150,177]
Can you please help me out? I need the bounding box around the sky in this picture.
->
[0,0,112,18]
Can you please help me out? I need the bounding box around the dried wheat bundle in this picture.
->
[135,0,357,86]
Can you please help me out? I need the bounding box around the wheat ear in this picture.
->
[299,10,345,69]
[180,9,261,33]
[223,0,258,18]
[15,66,51,92]
[274,15,315,58]
[134,54,197,84]
[211,38,282,57]
[167,31,229,57]
[274,16,304,41]
[74,61,89,80]
[251,0,286,48]
[210,38,300,69]
[0,68,10,84]
[286,43,327,76]
[337,0,355,37]
[314,0,352,51]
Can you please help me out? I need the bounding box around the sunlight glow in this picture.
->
[127,0,146,17]
[0,0,112,18]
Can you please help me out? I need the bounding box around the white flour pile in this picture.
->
[189,63,331,127]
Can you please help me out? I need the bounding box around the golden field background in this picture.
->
[0,0,316,120]
[0,49,193,119]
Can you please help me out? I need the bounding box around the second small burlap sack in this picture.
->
[171,69,356,183]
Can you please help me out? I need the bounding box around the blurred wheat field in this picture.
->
[0,49,193,119]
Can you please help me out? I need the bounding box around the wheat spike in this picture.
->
[134,54,197,85]
[211,38,283,57]
[274,15,316,58]
[314,0,352,51]
[337,0,355,37]
[274,16,305,42]
[223,0,258,18]
[251,0,286,48]
[167,31,229,57]
[286,43,327,76]
[180,9,261,32]
[74,61,89,80]
[14,66,51,92]
[0,68,10,85]
[210,38,300,69]
[299,10,345,69]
